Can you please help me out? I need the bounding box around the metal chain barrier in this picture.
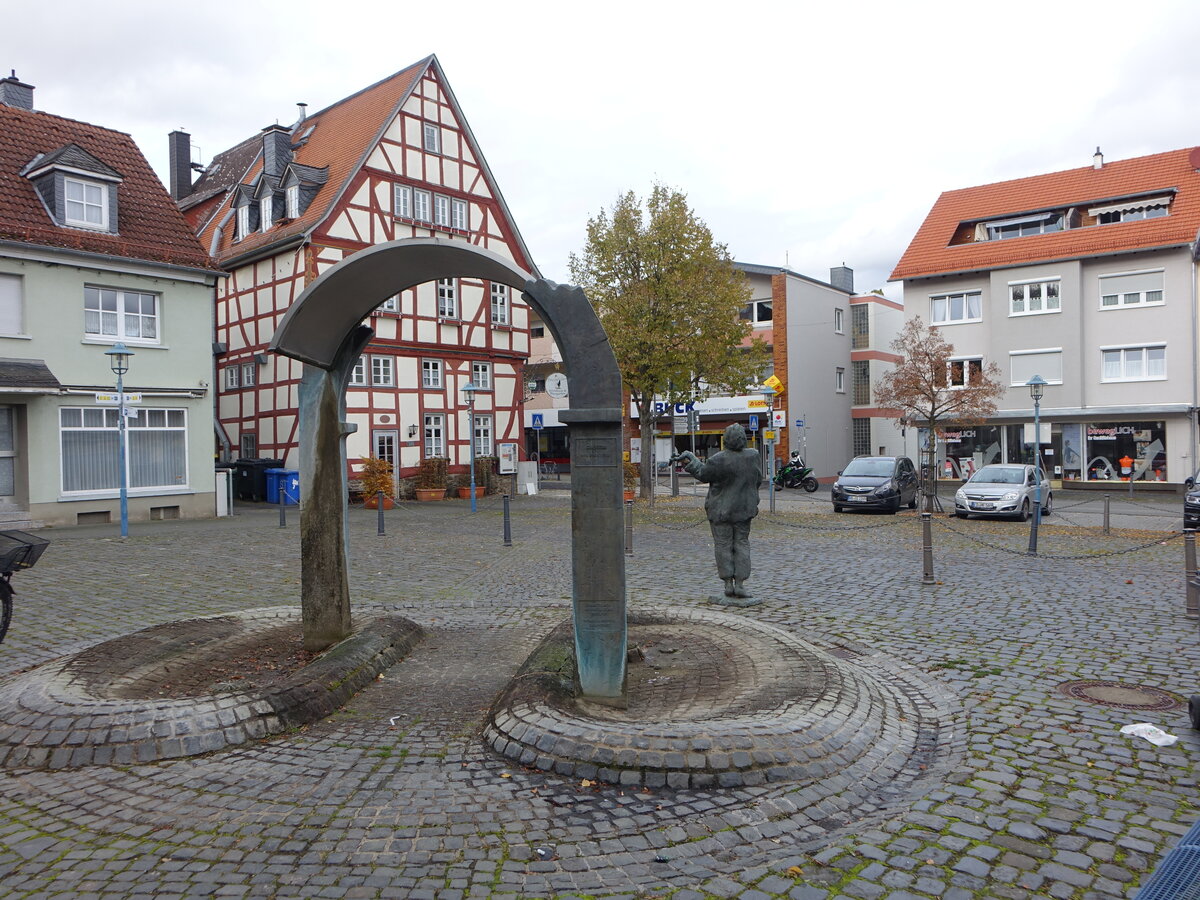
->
[931,515,1183,560]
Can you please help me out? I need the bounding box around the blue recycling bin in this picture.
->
[265,472,285,508]
[280,470,300,505]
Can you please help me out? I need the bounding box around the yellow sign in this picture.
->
[764,429,777,441]
[748,398,769,409]
[764,374,783,394]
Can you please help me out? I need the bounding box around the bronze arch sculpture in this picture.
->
[269,238,627,702]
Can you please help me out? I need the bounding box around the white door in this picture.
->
[0,407,19,512]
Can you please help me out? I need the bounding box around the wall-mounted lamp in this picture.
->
[407,424,418,439]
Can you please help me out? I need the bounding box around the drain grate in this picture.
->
[1057,680,1183,711]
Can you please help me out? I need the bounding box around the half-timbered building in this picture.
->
[175,56,536,491]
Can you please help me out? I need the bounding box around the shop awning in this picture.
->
[0,358,61,393]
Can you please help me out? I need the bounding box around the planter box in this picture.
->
[415,488,446,502]
[457,487,485,499]
[363,494,395,510]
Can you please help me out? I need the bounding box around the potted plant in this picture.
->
[457,456,490,499]
[415,457,448,501]
[358,456,395,509]
[623,461,639,502]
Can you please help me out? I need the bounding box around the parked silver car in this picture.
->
[953,464,1051,520]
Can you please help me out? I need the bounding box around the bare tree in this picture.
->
[873,317,1005,509]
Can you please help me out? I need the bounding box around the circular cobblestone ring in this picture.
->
[485,605,963,792]
[0,607,422,770]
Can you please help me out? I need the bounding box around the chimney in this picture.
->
[261,124,293,177]
[0,71,34,109]
[296,102,307,123]
[1093,146,1104,170]
[168,130,193,200]
[830,265,854,293]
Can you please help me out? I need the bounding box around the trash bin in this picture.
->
[265,472,285,508]
[234,458,283,502]
[281,470,300,505]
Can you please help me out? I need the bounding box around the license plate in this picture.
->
[848,496,866,502]
[970,501,994,510]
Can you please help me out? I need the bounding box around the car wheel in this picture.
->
[1190,695,1200,731]
[833,505,845,513]
[1019,499,1030,521]
[908,494,918,509]
[1042,493,1053,517]
[954,510,968,519]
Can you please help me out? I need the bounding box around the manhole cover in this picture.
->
[1057,680,1183,711]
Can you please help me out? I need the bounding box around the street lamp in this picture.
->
[462,380,478,513]
[105,342,134,538]
[1026,374,1047,555]
[759,384,776,482]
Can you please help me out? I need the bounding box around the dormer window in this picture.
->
[260,195,273,232]
[983,211,1062,241]
[286,183,299,218]
[64,178,109,229]
[237,204,250,240]
[1090,195,1172,225]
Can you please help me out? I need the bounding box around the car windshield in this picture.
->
[842,458,893,477]
[969,466,1024,484]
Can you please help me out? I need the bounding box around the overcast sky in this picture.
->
[8,0,1200,300]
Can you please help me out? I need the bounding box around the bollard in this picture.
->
[1103,493,1111,535]
[377,491,385,536]
[671,465,679,497]
[278,481,287,528]
[503,494,512,547]
[921,511,935,585]
[1187,530,1198,618]
[624,499,634,556]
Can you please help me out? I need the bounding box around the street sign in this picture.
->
[95,392,142,405]
[764,429,776,441]
[673,415,688,434]
[772,410,786,428]
[531,413,544,430]
[747,414,759,431]
[794,418,805,428]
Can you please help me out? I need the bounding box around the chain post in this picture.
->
[921,511,935,584]
[624,499,634,556]
[1103,493,1111,535]
[278,480,286,528]
[1186,529,1198,618]
[503,494,512,546]
[377,491,385,535]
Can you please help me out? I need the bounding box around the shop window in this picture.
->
[1083,422,1167,482]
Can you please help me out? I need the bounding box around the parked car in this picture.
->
[831,456,919,513]
[1185,470,1200,528]
[954,464,1050,520]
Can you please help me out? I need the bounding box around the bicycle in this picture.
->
[0,530,50,646]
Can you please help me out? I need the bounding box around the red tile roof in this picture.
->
[891,147,1200,281]
[0,105,215,270]
[191,60,427,262]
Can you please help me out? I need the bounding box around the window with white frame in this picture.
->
[64,177,108,229]
[350,357,367,386]
[423,122,441,153]
[1101,344,1165,382]
[739,299,772,323]
[451,198,468,231]
[259,195,273,232]
[0,274,24,335]
[930,290,982,325]
[1099,269,1164,308]
[241,362,256,387]
[239,432,257,459]
[835,367,845,393]
[413,189,431,222]
[84,286,159,342]
[424,413,445,457]
[422,358,443,389]
[984,211,1061,240]
[286,184,299,218]
[434,194,450,228]
[225,365,240,389]
[1009,278,1060,316]
[438,278,458,318]
[371,356,394,386]
[394,184,411,218]
[237,204,250,240]
[378,294,399,313]
[1009,348,1063,385]
[490,283,509,325]
[60,406,187,492]
[473,414,493,457]
[1091,196,1171,224]
[472,361,492,389]
[948,356,983,388]
[834,307,844,333]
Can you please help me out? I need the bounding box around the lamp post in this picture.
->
[462,380,478,513]
[1026,374,1047,556]
[759,384,776,482]
[105,342,134,538]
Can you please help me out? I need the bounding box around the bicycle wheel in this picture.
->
[0,579,11,646]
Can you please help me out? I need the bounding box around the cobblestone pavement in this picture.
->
[1,491,1198,899]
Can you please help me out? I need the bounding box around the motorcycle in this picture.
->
[773,452,818,492]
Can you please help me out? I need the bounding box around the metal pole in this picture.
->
[1186,529,1198,618]
[671,461,679,497]
[468,399,477,514]
[1103,493,1111,535]
[1027,396,1042,556]
[921,511,935,584]
[116,370,129,538]
[769,451,776,514]
[624,499,633,556]
[377,491,385,535]
[503,494,512,546]
[278,479,287,528]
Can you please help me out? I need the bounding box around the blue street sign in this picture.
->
[795,419,805,428]
[747,414,759,431]
[532,413,544,430]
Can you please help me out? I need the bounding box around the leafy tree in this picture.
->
[569,185,768,498]
[873,316,1005,507]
